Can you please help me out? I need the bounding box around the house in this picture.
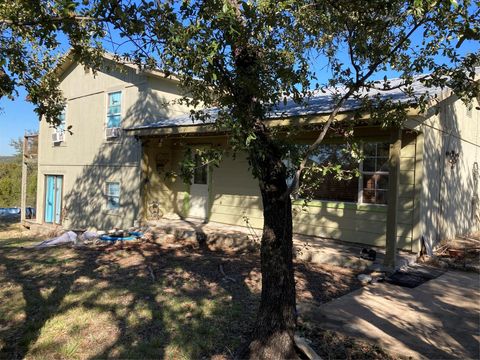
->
[29,54,480,255]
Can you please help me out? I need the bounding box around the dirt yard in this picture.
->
[0,221,393,359]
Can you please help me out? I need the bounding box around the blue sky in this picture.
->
[0,88,38,155]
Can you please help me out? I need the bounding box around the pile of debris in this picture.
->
[430,235,480,272]
[33,226,156,249]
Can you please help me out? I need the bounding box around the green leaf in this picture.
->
[245,133,256,146]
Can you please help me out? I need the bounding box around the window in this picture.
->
[193,154,208,184]
[52,110,66,144]
[360,143,389,204]
[57,111,66,132]
[297,142,390,205]
[106,182,120,210]
[301,144,359,202]
[107,91,122,128]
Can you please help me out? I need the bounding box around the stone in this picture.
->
[357,274,372,285]
[163,234,175,243]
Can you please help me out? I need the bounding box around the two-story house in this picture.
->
[31,53,480,254]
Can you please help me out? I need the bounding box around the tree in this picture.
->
[0,137,37,208]
[0,0,105,123]
[97,1,479,357]
[1,0,479,358]
[0,160,21,207]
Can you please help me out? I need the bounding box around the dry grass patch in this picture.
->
[0,224,388,359]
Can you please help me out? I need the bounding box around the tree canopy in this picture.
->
[1,0,479,358]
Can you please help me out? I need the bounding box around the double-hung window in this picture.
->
[298,141,390,205]
[52,110,66,143]
[360,143,389,204]
[107,91,122,128]
[57,111,66,132]
[106,182,120,210]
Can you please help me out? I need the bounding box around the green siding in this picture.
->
[144,131,419,251]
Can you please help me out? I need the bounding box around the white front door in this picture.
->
[189,154,209,221]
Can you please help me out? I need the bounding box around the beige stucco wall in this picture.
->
[36,60,189,229]
[417,96,480,249]
[143,129,420,251]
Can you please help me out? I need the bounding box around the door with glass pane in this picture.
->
[44,175,63,224]
[189,154,209,221]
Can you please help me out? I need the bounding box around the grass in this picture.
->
[0,222,391,359]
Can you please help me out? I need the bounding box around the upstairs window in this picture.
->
[57,111,66,132]
[52,110,66,144]
[107,91,122,128]
[360,143,389,204]
[106,182,120,210]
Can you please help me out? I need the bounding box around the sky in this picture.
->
[0,11,478,156]
[0,88,38,155]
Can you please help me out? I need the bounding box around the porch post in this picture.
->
[20,159,27,222]
[20,135,28,222]
[139,138,148,223]
[384,127,402,269]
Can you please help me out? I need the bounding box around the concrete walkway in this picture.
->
[300,270,480,359]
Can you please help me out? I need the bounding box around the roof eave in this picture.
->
[124,106,422,137]
[54,49,181,83]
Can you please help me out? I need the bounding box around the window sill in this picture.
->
[292,199,388,212]
[52,142,67,147]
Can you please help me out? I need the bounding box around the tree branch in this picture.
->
[0,16,105,27]
[283,17,428,199]
[347,27,361,83]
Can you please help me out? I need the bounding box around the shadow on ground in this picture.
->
[0,228,362,359]
[304,269,480,359]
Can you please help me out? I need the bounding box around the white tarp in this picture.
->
[34,231,78,248]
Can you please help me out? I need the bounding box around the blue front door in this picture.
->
[45,175,63,224]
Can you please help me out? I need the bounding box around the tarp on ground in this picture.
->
[34,231,78,248]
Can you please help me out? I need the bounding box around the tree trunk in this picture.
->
[246,145,297,360]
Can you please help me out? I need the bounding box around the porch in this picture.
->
[126,118,422,269]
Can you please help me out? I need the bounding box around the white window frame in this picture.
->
[106,181,121,210]
[106,91,122,129]
[52,108,66,143]
[358,142,389,205]
[292,141,391,206]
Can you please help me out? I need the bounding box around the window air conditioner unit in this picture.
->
[105,127,121,139]
[52,132,64,143]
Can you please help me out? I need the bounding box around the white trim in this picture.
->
[358,158,363,204]
[359,142,390,205]
[51,107,67,144]
[105,181,121,211]
[106,90,122,126]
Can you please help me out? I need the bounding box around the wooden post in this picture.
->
[384,128,402,270]
[20,136,28,223]
[139,137,148,224]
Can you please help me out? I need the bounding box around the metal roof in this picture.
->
[125,75,451,131]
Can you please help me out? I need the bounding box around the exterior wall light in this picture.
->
[446,150,459,170]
